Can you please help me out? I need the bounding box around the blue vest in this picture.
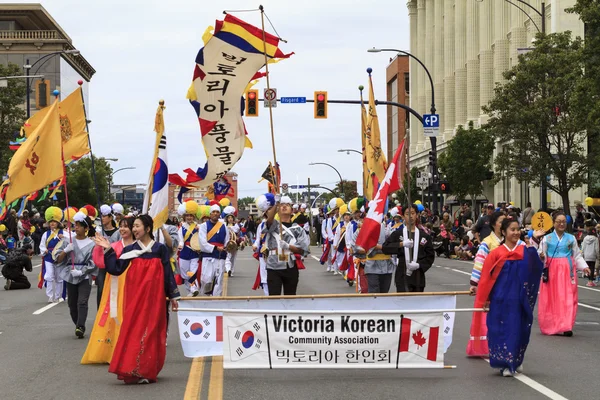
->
[258,221,266,259]
[44,229,63,263]
[180,224,199,260]
[201,221,227,260]
[337,221,346,252]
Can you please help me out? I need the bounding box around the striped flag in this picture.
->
[142,103,170,228]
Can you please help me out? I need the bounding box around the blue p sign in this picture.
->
[423,114,440,128]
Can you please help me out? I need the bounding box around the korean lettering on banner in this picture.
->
[196,40,264,185]
[222,312,445,369]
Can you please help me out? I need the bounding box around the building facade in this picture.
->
[385,55,410,161]
[407,0,584,210]
[0,4,95,116]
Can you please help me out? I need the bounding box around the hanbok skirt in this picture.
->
[108,258,167,382]
[538,257,578,335]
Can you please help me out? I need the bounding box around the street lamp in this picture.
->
[309,162,345,200]
[109,167,136,197]
[368,47,440,213]
[337,149,362,156]
[24,49,80,118]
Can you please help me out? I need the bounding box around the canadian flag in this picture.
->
[398,315,443,366]
[356,139,405,251]
[180,315,223,343]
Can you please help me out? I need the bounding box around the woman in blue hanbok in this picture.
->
[475,218,544,377]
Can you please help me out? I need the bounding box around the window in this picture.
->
[404,73,410,94]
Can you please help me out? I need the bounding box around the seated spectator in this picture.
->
[454,235,474,260]
[2,244,34,290]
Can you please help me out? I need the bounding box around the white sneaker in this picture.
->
[502,369,514,377]
[58,298,65,303]
[47,298,54,303]
[516,365,523,373]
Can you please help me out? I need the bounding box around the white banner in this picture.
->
[222,312,445,369]
[177,295,457,359]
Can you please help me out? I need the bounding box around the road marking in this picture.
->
[482,358,568,400]
[574,321,600,325]
[578,303,600,312]
[183,357,205,400]
[185,272,229,399]
[32,263,42,269]
[437,264,600,313]
[311,255,320,262]
[207,356,224,399]
[449,259,600,293]
[32,301,61,315]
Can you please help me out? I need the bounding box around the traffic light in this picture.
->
[438,180,450,194]
[245,89,259,117]
[314,91,327,119]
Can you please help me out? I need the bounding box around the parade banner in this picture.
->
[222,312,444,369]
[177,294,456,359]
[169,14,292,191]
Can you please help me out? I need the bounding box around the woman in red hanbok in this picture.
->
[94,214,180,384]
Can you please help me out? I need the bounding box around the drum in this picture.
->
[190,232,202,252]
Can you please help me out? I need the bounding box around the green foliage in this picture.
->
[483,32,594,211]
[335,180,359,201]
[0,63,27,175]
[438,122,494,201]
[238,196,255,208]
[567,1,600,195]
[55,156,113,208]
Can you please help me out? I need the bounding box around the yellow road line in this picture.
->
[207,356,224,399]
[184,273,229,400]
[183,357,205,400]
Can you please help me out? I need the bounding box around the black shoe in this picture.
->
[563,331,573,337]
[228,271,232,277]
[75,327,85,339]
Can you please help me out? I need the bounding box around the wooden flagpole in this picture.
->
[259,5,279,194]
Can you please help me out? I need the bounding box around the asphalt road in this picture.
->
[1,250,598,400]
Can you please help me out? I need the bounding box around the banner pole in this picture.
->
[79,84,101,210]
[176,307,483,314]
[259,5,279,193]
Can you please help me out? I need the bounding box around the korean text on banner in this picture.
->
[177,294,456,359]
[222,312,445,369]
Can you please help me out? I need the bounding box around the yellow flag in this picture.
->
[360,94,372,200]
[23,87,89,164]
[5,99,64,204]
[366,74,387,184]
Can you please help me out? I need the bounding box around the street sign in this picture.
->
[282,183,289,193]
[416,171,429,190]
[264,88,277,108]
[281,97,306,104]
[423,114,440,137]
[290,185,305,189]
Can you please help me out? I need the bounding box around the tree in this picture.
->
[0,63,27,175]
[483,32,594,212]
[336,180,359,201]
[55,156,113,208]
[437,122,494,206]
[238,196,255,208]
[567,1,600,196]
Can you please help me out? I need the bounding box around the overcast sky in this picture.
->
[34,0,409,200]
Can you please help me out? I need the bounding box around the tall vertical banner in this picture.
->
[360,95,371,200]
[365,72,387,184]
[142,103,170,228]
[169,14,292,191]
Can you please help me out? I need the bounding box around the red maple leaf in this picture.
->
[412,330,427,348]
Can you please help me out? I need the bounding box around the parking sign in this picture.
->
[423,114,440,137]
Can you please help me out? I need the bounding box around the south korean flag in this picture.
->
[224,314,269,368]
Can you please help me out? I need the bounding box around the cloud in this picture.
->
[33,0,409,199]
